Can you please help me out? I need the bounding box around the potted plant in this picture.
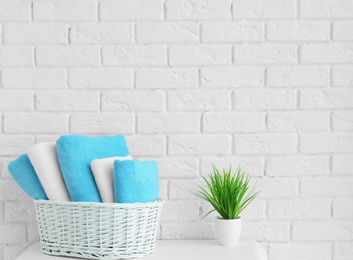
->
[195,165,259,246]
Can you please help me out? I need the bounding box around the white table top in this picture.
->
[16,240,267,260]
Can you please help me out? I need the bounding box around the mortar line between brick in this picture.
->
[167,179,171,200]
[262,67,267,89]
[199,112,203,133]
[196,156,201,177]
[166,46,170,67]
[68,113,72,133]
[68,27,71,44]
[230,90,234,110]
[1,114,4,133]
[231,133,235,155]
[330,198,333,219]
[124,18,353,22]
[1,24,4,44]
[162,0,167,21]
[296,88,300,110]
[197,68,201,88]
[329,111,334,132]
[231,45,234,65]
[198,22,201,43]
[132,22,137,43]
[164,134,167,156]
[296,0,300,18]
[163,90,167,111]
[165,134,169,156]
[30,63,353,68]
[296,132,300,155]
[99,91,102,112]
[329,155,333,176]
[30,0,34,21]
[296,45,301,64]
[65,69,69,89]
[133,114,137,134]
[329,22,334,41]
[99,46,103,66]
[8,40,350,45]
[33,47,37,67]
[97,1,101,21]
[132,69,136,89]
[33,92,36,112]
[264,112,269,132]
[329,66,333,88]
[298,178,302,198]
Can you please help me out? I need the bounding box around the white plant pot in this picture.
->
[215,216,242,246]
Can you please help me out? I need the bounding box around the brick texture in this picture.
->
[0,0,352,259]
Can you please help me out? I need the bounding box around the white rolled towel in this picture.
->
[90,156,132,203]
[28,142,70,201]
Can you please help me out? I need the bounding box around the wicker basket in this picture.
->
[34,199,164,260]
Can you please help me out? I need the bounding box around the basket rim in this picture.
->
[34,199,164,208]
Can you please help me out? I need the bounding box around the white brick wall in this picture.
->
[3,68,66,89]
[0,0,352,259]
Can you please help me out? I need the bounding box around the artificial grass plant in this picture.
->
[195,165,259,220]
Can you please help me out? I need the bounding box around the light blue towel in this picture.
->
[56,135,129,202]
[8,154,48,200]
[114,160,159,203]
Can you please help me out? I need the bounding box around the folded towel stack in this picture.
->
[28,142,70,201]
[91,156,132,203]
[56,135,130,202]
[114,160,159,203]
[8,154,48,200]
[7,134,159,204]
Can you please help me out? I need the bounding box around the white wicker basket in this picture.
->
[34,199,164,260]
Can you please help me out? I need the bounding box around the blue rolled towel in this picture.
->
[8,154,48,200]
[56,135,129,202]
[114,160,159,203]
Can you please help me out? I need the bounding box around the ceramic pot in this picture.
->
[215,216,242,246]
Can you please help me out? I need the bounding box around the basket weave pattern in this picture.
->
[35,200,164,259]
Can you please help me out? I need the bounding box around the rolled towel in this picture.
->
[28,142,70,201]
[56,135,129,202]
[8,154,48,200]
[90,156,132,203]
[113,160,159,203]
